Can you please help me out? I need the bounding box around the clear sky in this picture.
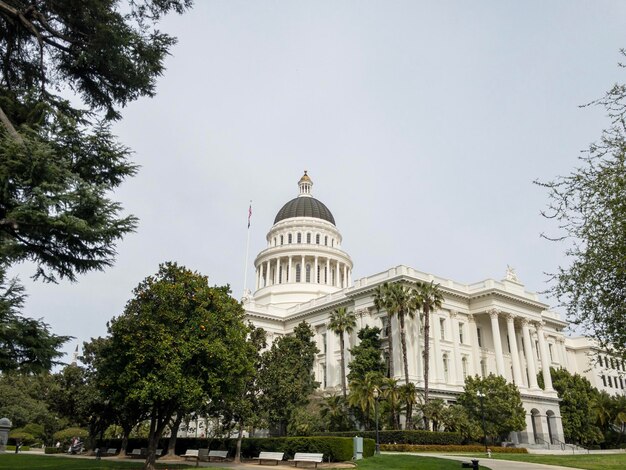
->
[9,0,626,361]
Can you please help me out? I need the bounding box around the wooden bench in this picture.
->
[208,449,229,461]
[181,449,199,461]
[129,448,144,458]
[254,451,284,465]
[104,448,117,457]
[291,453,324,468]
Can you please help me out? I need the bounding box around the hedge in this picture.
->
[313,430,462,445]
[44,447,65,454]
[4,445,31,452]
[382,444,528,453]
[95,436,374,461]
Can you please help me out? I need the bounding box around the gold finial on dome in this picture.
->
[298,170,313,197]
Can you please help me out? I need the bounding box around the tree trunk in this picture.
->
[144,409,158,470]
[387,313,394,379]
[406,401,413,430]
[0,104,23,143]
[118,426,131,458]
[165,414,182,457]
[234,420,244,463]
[399,314,409,385]
[339,332,347,398]
[423,306,430,430]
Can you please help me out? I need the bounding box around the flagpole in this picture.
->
[243,201,252,297]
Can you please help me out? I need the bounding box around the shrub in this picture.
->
[45,447,65,454]
[5,445,31,451]
[314,430,462,445]
[8,431,36,445]
[381,444,528,453]
[53,427,89,444]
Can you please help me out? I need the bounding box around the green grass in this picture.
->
[455,452,626,470]
[329,454,490,469]
[0,454,201,469]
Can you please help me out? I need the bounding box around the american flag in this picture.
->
[248,203,252,228]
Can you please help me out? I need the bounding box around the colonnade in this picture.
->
[255,255,352,290]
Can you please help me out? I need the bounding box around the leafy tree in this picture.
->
[441,404,482,441]
[258,321,319,436]
[537,57,626,358]
[49,364,93,428]
[347,326,385,382]
[89,262,251,470]
[0,0,191,282]
[458,374,526,443]
[538,367,602,445]
[348,371,383,430]
[0,269,69,373]
[415,281,443,406]
[328,307,356,399]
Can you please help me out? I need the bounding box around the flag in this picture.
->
[247,203,252,228]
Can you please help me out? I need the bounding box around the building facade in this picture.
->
[242,172,622,446]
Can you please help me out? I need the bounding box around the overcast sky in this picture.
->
[9,0,626,361]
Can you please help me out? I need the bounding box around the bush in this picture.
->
[45,447,65,454]
[8,431,35,445]
[314,430,463,445]
[381,444,528,453]
[53,427,89,444]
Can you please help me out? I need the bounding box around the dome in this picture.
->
[274,197,336,225]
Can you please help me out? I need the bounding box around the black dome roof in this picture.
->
[274,197,335,225]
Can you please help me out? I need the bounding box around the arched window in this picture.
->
[306,264,311,282]
[306,233,311,244]
[317,265,321,283]
[295,264,301,283]
[288,233,292,244]
[443,354,449,382]
[280,235,284,245]
[331,239,334,247]
[316,234,320,244]
[297,233,302,243]
[279,266,283,284]
[462,357,468,379]
[325,236,328,246]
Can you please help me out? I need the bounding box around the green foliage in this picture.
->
[53,427,89,443]
[259,321,319,435]
[381,444,528,453]
[8,430,35,444]
[440,404,482,442]
[44,447,65,454]
[348,326,385,382]
[314,430,463,445]
[458,375,526,441]
[320,395,353,432]
[286,406,323,436]
[328,307,356,398]
[537,57,626,358]
[348,371,384,430]
[0,269,69,373]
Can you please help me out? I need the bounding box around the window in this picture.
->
[305,264,311,283]
[325,236,328,246]
[279,266,283,284]
[459,323,464,344]
[316,234,320,244]
[535,341,540,359]
[477,327,483,347]
[295,264,301,282]
[273,237,276,246]
[440,318,445,340]
[307,233,311,244]
[297,233,302,243]
[381,318,389,338]
[601,375,606,387]
[331,239,334,247]
[321,363,327,388]
[611,358,615,369]
[443,354,449,382]
[599,356,604,367]
[288,233,292,244]
[480,359,487,378]
[621,377,624,389]
[462,357,468,379]
[317,265,321,283]
[280,235,284,245]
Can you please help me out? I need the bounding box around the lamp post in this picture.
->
[477,390,487,454]
[373,387,380,455]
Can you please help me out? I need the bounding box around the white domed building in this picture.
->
[242,171,623,448]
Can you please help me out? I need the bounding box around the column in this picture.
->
[521,319,539,389]
[489,309,505,376]
[301,255,305,282]
[325,259,329,285]
[343,265,347,288]
[265,260,270,286]
[535,321,554,391]
[275,258,280,284]
[432,313,442,382]
[335,262,340,287]
[558,338,569,368]
[348,269,352,286]
[468,314,481,375]
[288,256,293,283]
[506,314,524,387]
[450,311,462,385]
[314,256,318,284]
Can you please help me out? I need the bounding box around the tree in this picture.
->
[49,364,93,429]
[418,398,446,431]
[458,374,526,443]
[0,0,191,282]
[441,404,482,441]
[348,371,383,430]
[89,262,251,470]
[373,283,395,379]
[415,281,443,406]
[380,377,401,429]
[320,395,352,432]
[328,307,356,399]
[258,321,319,436]
[538,367,602,445]
[537,56,626,358]
[399,382,418,430]
[0,268,69,373]
[347,326,385,383]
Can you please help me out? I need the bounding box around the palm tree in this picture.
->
[373,283,395,380]
[399,382,418,429]
[328,307,357,399]
[416,281,443,407]
[348,371,383,430]
[591,390,614,432]
[381,377,401,429]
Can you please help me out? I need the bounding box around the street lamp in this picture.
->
[476,390,487,454]
[373,387,380,455]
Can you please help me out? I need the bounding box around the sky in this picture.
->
[9,0,626,361]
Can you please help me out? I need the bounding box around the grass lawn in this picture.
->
[462,452,626,470]
[0,454,199,469]
[330,454,490,469]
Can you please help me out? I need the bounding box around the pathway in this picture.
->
[402,452,585,470]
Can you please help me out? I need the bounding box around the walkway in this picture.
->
[404,452,585,470]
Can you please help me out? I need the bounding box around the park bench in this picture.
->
[461,459,480,470]
[291,452,324,468]
[104,448,117,457]
[181,449,199,461]
[129,448,144,458]
[254,451,284,465]
[208,449,229,461]
[155,448,164,457]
